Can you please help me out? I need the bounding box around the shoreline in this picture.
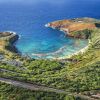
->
[6,31,89,60]
[52,39,91,60]
[45,23,91,60]
[31,41,89,60]
[53,44,89,60]
[2,17,95,60]
[1,31,89,60]
[14,33,90,60]
[0,31,20,53]
[4,30,89,60]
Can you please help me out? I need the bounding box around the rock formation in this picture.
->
[46,18,98,39]
[0,32,19,53]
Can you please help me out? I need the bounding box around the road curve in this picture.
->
[0,77,98,100]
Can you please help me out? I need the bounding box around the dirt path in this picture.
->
[0,77,68,94]
[0,77,98,100]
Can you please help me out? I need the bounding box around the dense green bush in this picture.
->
[0,82,77,100]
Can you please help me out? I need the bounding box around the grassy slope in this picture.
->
[0,82,70,100]
[0,24,100,99]
[0,29,100,90]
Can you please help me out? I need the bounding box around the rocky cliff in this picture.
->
[46,18,99,39]
[0,32,19,53]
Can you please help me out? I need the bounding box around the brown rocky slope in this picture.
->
[46,17,99,39]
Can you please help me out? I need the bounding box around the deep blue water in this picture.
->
[0,0,100,59]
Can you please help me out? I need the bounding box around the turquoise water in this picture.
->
[0,0,100,59]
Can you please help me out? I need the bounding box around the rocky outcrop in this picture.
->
[46,18,98,39]
[0,32,19,53]
[0,32,12,37]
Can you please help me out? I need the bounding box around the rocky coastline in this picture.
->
[45,18,100,60]
[45,17,98,39]
[0,18,99,60]
[0,31,19,53]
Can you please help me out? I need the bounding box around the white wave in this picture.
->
[32,45,67,57]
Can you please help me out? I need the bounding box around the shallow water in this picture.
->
[0,0,100,59]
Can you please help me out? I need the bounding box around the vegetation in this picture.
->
[0,19,100,100]
[71,29,93,39]
[1,82,77,100]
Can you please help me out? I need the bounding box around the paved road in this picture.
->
[0,77,98,100]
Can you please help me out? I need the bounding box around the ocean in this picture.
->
[0,0,100,59]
